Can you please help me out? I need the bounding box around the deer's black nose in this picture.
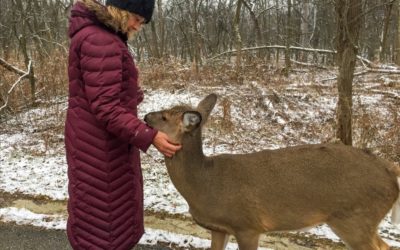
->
[144,114,149,123]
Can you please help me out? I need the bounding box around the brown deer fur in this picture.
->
[144,94,400,250]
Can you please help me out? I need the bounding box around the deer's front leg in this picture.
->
[211,230,230,250]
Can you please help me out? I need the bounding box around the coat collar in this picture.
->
[69,0,128,43]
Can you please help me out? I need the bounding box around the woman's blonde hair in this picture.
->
[107,5,131,35]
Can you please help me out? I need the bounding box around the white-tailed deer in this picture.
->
[144,94,400,250]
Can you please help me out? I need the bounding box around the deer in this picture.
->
[144,93,400,250]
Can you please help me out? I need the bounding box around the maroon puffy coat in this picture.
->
[65,1,157,249]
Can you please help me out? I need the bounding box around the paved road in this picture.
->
[0,222,171,250]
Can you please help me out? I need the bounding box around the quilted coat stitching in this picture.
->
[65,1,156,249]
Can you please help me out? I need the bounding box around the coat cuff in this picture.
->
[131,125,158,153]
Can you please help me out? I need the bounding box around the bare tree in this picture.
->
[242,0,262,47]
[335,0,363,146]
[148,0,164,59]
[234,0,243,80]
[1,0,399,91]
[13,0,36,106]
[284,0,292,77]
[149,16,161,59]
[379,0,396,62]
[397,0,400,65]
[300,0,312,61]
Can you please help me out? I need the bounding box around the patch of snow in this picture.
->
[0,207,66,230]
[140,228,274,250]
[1,77,400,247]
[0,150,68,200]
[0,207,273,249]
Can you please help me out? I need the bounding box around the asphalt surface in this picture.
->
[0,222,172,250]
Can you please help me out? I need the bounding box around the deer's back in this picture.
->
[203,142,398,230]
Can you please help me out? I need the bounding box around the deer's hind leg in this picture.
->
[211,231,230,250]
[234,231,260,250]
[327,216,389,250]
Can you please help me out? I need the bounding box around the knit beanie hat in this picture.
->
[106,0,155,23]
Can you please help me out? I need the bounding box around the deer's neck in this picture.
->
[165,132,208,203]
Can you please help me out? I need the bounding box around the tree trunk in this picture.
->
[234,0,243,81]
[300,0,311,61]
[189,0,202,77]
[335,0,362,146]
[14,0,36,106]
[242,0,262,48]
[150,21,161,59]
[157,0,165,59]
[379,0,395,62]
[284,0,292,77]
[397,0,400,65]
[275,0,280,67]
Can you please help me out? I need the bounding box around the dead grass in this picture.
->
[379,102,400,163]
[0,49,67,117]
[0,49,67,154]
[1,52,399,163]
[139,58,294,90]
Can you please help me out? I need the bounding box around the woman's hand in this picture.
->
[152,131,181,157]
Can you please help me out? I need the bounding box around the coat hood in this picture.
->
[68,0,126,41]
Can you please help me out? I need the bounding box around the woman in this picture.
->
[65,0,181,249]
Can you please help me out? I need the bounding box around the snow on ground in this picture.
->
[0,207,66,230]
[1,74,400,248]
[0,207,273,250]
[142,228,273,250]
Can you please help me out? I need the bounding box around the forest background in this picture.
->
[1,0,400,248]
[1,0,400,148]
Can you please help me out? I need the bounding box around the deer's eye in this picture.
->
[162,115,167,121]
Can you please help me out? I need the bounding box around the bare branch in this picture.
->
[32,35,68,54]
[207,45,337,61]
[322,67,400,82]
[0,57,27,76]
[0,60,32,112]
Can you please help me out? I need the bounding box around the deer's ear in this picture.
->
[197,93,217,124]
[182,111,202,132]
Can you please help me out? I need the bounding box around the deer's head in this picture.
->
[144,94,217,144]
